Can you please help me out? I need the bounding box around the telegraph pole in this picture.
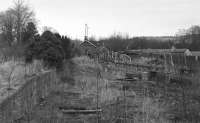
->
[84,24,89,41]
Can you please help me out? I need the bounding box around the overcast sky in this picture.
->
[0,0,200,40]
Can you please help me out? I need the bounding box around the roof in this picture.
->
[123,48,190,55]
[89,41,102,47]
[171,49,189,53]
[142,49,171,54]
[191,51,200,56]
[80,41,97,48]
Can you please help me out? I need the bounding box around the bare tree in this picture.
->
[0,62,17,90]
[188,25,200,35]
[11,0,35,44]
[0,10,15,47]
[0,0,35,45]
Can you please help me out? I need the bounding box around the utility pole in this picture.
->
[84,24,89,41]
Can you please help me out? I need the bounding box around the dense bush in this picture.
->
[22,22,38,45]
[54,33,82,58]
[54,33,72,59]
[25,30,65,69]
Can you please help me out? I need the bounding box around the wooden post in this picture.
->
[96,70,102,123]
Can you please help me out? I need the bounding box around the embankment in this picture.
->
[0,71,57,123]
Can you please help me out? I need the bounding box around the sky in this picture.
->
[0,0,200,40]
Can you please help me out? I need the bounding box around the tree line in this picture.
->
[97,26,200,52]
[0,0,81,69]
[1,0,200,69]
[98,34,173,51]
[175,25,200,51]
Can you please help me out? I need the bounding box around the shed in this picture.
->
[171,49,192,56]
[191,51,200,61]
[80,41,97,57]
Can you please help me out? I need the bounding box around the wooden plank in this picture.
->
[61,109,102,114]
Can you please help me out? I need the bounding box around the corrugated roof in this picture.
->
[123,48,190,55]
[191,51,200,56]
[171,49,188,53]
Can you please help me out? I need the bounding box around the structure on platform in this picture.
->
[81,24,96,56]
[80,24,109,57]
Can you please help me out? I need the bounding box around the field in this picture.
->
[18,56,198,123]
[0,59,44,103]
[0,55,200,123]
[1,0,200,122]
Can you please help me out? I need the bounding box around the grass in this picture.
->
[29,56,200,123]
[70,56,168,122]
[72,56,102,71]
[61,56,170,122]
[0,59,44,103]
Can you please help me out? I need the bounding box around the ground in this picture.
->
[0,60,43,103]
[28,56,200,123]
[24,57,156,123]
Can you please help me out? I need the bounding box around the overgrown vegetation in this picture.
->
[25,30,65,69]
[1,0,200,123]
[0,0,81,69]
[0,59,44,103]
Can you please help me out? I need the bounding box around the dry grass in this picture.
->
[72,56,102,71]
[72,56,171,122]
[140,97,168,123]
[0,59,44,103]
[30,56,171,122]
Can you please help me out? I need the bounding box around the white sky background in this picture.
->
[0,0,200,40]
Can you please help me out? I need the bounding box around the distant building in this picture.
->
[80,40,109,57]
[81,24,109,57]
[122,48,192,56]
[191,51,200,60]
[171,49,192,56]
[80,40,97,57]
